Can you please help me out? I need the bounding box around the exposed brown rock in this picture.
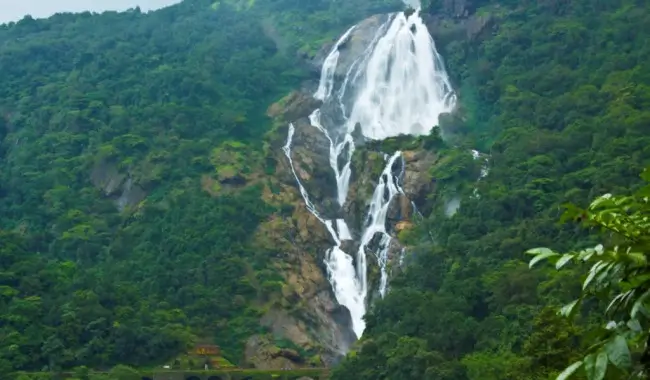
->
[244,335,303,370]
[250,195,355,366]
[396,220,414,232]
[386,194,413,226]
[401,149,438,207]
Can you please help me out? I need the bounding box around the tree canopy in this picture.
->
[0,0,399,372]
[2,0,650,377]
[331,0,650,379]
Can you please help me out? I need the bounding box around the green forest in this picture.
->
[0,0,399,375]
[331,0,650,379]
[1,0,650,379]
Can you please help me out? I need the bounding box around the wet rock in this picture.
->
[90,159,146,211]
[115,178,146,211]
[91,160,127,196]
[308,41,335,75]
[386,194,413,225]
[350,122,366,147]
[267,92,338,216]
[335,14,390,78]
[386,237,404,265]
[252,207,356,365]
[307,14,391,79]
[339,240,359,257]
[282,118,338,217]
[423,4,496,49]
[401,149,438,209]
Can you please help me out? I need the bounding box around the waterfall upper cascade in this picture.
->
[283,5,456,339]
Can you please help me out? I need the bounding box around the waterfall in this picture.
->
[282,5,455,339]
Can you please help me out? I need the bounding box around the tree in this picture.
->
[527,167,650,379]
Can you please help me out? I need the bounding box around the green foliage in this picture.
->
[527,168,650,379]
[367,127,445,153]
[108,365,141,380]
[333,1,650,379]
[0,0,395,374]
[3,0,650,376]
[249,0,402,57]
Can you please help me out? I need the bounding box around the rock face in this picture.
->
[243,91,357,368]
[267,90,322,122]
[423,0,496,48]
[305,6,497,77]
[255,14,448,367]
[340,145,439,306]
[308,14,391,77]
[90,159,146,211]
[401,149,438,210]
[343,148,437,234]
[270,93,339,219]
[244,335,304,369]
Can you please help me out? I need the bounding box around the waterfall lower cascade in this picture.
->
[283,4,456,339]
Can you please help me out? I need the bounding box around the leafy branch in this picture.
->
[527,167,650,380]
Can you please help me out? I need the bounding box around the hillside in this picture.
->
[2,0,650,378]
[331,0,650,379]
[0,0,402,373]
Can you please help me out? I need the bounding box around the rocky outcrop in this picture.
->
[267,91,322,123]
[339,144,439,307]
[423,0,497,48]
[308,14,391,77]
[90,159,146,211]
[401,149,438,209]
[269,93,338,218]
[244,335,304,369]
[243,92,357,368]
[250,186,356,366]
[343,148,438,234]
[305,6,497,77]
[387,194,414,225]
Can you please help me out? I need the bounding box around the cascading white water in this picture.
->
[358,151,406,299]
[282,2,455,339]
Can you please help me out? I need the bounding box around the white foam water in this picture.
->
[282,4,455,338]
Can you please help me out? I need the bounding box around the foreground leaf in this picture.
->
[559,299,581,318]
[527,248,560,268]
[605,335,631,370]
[556,254,575,269]
[556,360,583,380]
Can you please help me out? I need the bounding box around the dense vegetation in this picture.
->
[332,0,650,379]
[0,0,400,374]
[3,0,650,378]
[527,169,650,379]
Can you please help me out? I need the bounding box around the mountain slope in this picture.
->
[0,0,401,373]
[4,0,649,377]
[331,0,650,379]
